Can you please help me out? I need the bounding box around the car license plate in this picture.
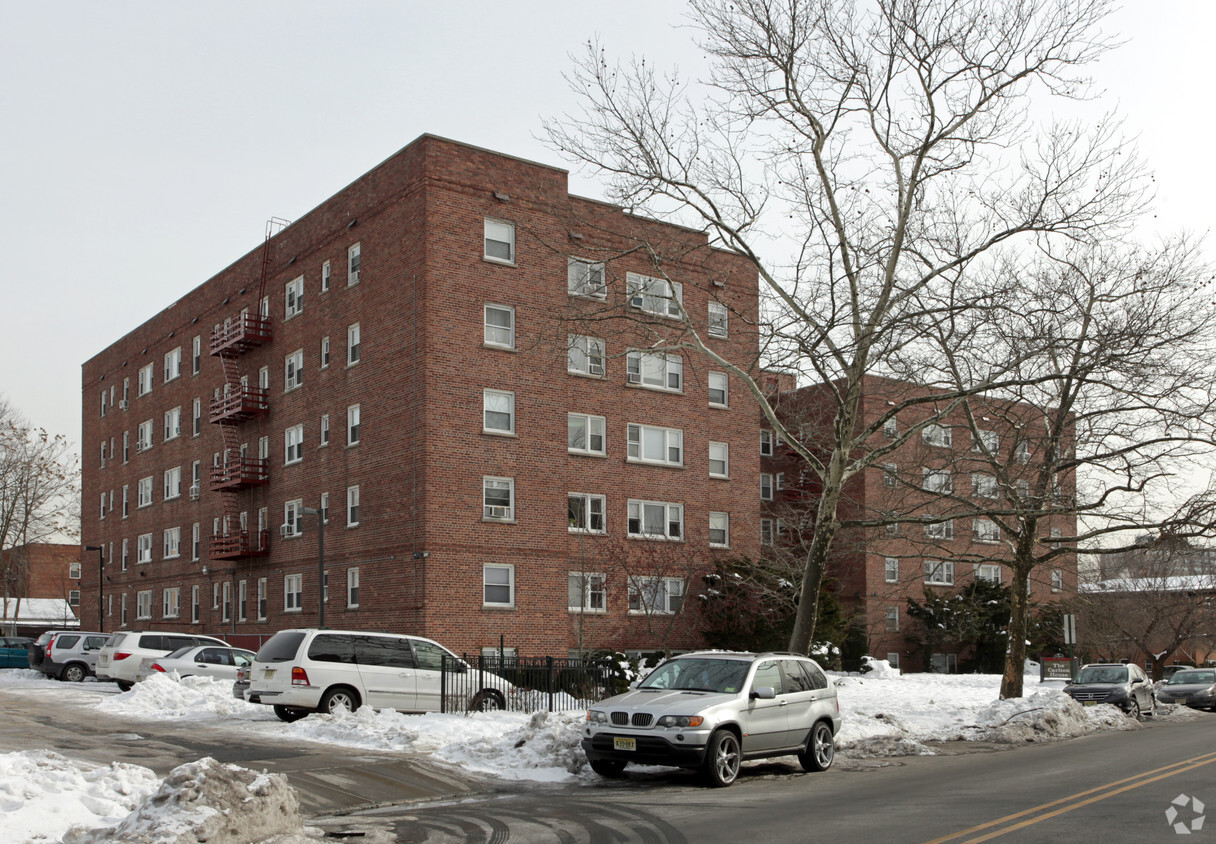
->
[613,737,637,751]
[263,669,274,680]
[1083,700,1096,706]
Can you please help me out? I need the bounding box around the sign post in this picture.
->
[1063,614,1077,678]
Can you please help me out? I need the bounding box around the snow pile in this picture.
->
[98,673,274,721]
[64,757,307,844]
[433,710,589,780]
[859,657,902,679]
[0,669,55,685]
[0,750,160,842]
[973,691,1138,742]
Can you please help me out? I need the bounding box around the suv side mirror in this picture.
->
[750,686,776,700]
[1132,677,1145,685]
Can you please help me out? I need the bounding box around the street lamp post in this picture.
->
[299,506,326,628]
[84,545,104,630]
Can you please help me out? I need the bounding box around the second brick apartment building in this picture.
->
[81,135,761,658]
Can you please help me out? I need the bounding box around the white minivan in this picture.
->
[245,629,512,721]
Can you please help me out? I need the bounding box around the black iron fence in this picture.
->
[439,654,618,714]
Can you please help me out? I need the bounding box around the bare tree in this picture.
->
[547,0,1146,656]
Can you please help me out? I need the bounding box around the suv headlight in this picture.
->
[587,710,609,724]
[657,715,704,728]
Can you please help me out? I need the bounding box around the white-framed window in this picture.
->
[238,579,247,622]
[319,492,329,524]
[972,473,999,498]
[1050,527,1063,549]
[973,518,1000,543]
[627,500,683,540]
[120,593,128,626]
[284,574,303,612]
[100,390,107,418]
[567,413,606,455]
[320,336,330,369]
[1016,479,1030,499]
[258,435,269,461]
[221,581,232,622]
[99,492,106,520]
[259,366,269,390]
[707,372,728,407]
[163,347,181,383]
[925,559,955,585]
[1016,440,1031,464]
[283,499,303,538]
[67,589,80,606]
[257,578,267,621]
[285,349,304,391]
[345,322,361,365]
[347,242,361,285]
[163,587,180,619]
[319,413,330,447]
[972,429,999,454]
[885,557,899,582]
[977,563,1003,584]
[483,476,515,521]
[760,430,773,456]
[213,583,221,609]
[484,304,515,349]
[627,423,683,466]
[626,350,682,391]
[191,336,201,375]
[883,416,898,439]
[708,442,729,478]
[760,473,773,501]
[924,518,954,540]
[347,567,360,608]
[137,363,154,397]
[708,301,728,338]
[887,652,900,668]
[885,606,899,632]
[347,404,360,445]
[567,492,606,533]
[626,272,683,318]
[285,276,304,318]
[347,485,360,527]
[123,430,129,462]
[883,463,899,488]
[567,335,606,377]
[190,585,200,623]
[628,576,684,614]
[761,517,774,546]
[121,538,129,570]
[709,511,730,547]
[483,219,515,264]
[922,424,952,448]
[137,419,153,452]
[483,563,515,606]
[568,571,606,613]
[69,562,82,579]
[285,424,304,464]
[320,259,331,292]
[192,398,201,437]
[483,389,515,434]
[191,523,200,561]
[1051,568,1064,592]
[922,469,952,494]
[137,533,153,564]
[776,472,785,491]
[136,590,153,621]
[568,258,606,299]
[137,476,153,508]
[163,466,181,500]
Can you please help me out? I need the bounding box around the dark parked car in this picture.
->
[1160,664,1196,683]
[1064,663,1155,718]
[1155,669,1216,711]
[0,637,34,668]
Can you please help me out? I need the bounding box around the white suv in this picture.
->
[96,631,230,690]
[583,651,841,787]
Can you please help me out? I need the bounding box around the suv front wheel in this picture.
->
[703,730,742,787]
[799,721,835,772]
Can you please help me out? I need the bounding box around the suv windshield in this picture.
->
[639,658,750,694]
[1074,666,1129,684]
[1169,670,1215,685]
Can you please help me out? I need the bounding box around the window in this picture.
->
[1051,568,1064,592]
[708,442,729,478]
[346,323,361,365]
[319,493,329,524]
[320,337,330,369]
[137,476,153,508]
[483,219,514,264]
[1016,479,1030,499]
[568,493,605,533]
[238,579,247,622]
[568,572,606,612]
[285,350,304,391]
[628,576,684,614]
[283,499,303,537]
[972,430,999,454]
[925,560,955,585]
[1016,441,1031,464]
[285,276,303,318]
[123,431,129,462]
[163,466,181,500]
[483,390,515,434]
[1050,527,1063,549]
[284,574,303,612]
[137,419,153,452]
[626,272,682,318]
[760,430,773,456]
[190,585,199,623]
[883,463,899,488]
[285,424,304,464]
[761,473,773,501]
[137,363,154,397]
[885,557,899,582]
[626,350,682,391]
[347,485,360,527]
[99,492,106,520]
[259,366,269,390]
[922,469,952,494]
[222,581,232,622]
[163,347,182,383]
[924,518,954,540]
[972,473,999,499]
[707,372,728,407]
[484,304,515,349]
[922,424,952,447]
[190,335,201,375]
[136,591,152,620]
[101,390,107,418]
[321,260,332,292]
[567,413,605,455]
[121,538,129,571]
[977,564,1003,584]
[163,587,180,619]
[883,416,898,439]
[120,593,128,626]
[69,562,81,579]
[761,518,774,546]
[213,582,221,609]
[137,533,153,564]
[257,578,267,620]
[191,523,200,561]
[347,242,361,285]
[190,460,200,494]
[776,472,785,491]
[483,477,515,521]
[568,258,606,298]
[67,589,79,607]
[708,301,728,338]
[347,404,361,445]
[973,518,1000,543]
[627,424,683,466]
[567,335,606,377]
[192,398,201,437]
[709,511,730,547]
[319,414,329,446]
[627,500,683,540]
[484,563,515,606]
[885,607,899,632]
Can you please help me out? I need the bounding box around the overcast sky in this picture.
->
[2,1,1212,451]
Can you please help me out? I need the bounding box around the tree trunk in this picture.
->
[1001,566,1031,699]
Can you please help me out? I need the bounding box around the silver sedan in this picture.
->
[133,646,255,683]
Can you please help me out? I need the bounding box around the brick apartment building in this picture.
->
[81,135,761,657]
[0,543,83,635]
[761,375,1078,671]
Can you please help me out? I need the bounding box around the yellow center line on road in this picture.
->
[923,751,1216,844]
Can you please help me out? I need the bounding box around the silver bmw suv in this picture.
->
[582,651,841,787]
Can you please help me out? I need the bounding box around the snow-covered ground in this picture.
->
[0,662,1200,842]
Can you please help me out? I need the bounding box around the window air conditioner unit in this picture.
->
[135,442,145,453]
[119,400,129,410]
[629,294,644,309]
[188,485,200,500]
[485,506,509,519]
[280,524,293,538]
[626,372,641,384]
